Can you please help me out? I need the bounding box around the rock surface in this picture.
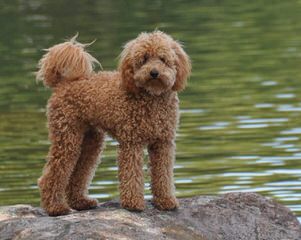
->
[0,192,300,240]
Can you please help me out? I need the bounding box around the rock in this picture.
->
[0,192,300,240]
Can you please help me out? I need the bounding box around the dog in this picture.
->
[37,31,191,216]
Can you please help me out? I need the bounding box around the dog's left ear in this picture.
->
[118,40,140,93]
[172,41,191,92]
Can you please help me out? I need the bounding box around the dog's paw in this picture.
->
[153,196,179,211]
[68,197,99,211]
[45,204,71,217]
[121,198,145,212]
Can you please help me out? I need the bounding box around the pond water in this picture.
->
[0,0,301,220]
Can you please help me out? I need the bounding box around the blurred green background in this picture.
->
[0,0,300,220]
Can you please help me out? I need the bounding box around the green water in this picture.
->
[0,0,301,220]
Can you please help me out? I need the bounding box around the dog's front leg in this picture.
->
[148,140,179,210]
[117,143,145,211]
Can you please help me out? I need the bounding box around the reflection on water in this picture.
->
[0,0,301,220]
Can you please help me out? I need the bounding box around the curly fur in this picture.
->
[37,31,191,216]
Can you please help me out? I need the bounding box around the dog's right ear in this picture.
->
[118,40,139,93]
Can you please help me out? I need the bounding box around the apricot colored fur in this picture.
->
[37,31,191,216]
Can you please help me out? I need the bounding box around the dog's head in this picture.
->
[118,31,191,95]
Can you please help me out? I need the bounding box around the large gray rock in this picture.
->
[0,192,300,240]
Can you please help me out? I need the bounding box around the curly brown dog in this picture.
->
[37,31,191,216]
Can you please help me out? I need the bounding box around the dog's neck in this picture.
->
[128,89,177,102]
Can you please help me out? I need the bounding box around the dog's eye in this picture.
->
[160,57,166,63]
[142,54,149,64]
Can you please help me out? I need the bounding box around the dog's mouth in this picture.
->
[136,76,174,95]
[146,77,169,87]
[133,67,176,95]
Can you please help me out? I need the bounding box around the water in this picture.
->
[0,0,301,220]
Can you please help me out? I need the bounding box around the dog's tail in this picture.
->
[36,34,100,88]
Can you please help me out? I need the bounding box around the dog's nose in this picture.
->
[150,69,159,79]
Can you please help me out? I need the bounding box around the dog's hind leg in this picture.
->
[38,119,85,216]
[66,128,105,211]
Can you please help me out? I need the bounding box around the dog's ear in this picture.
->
[118,40,139,93]
[172,41,191,92]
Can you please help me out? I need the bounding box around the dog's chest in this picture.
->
[106,95,179,143]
